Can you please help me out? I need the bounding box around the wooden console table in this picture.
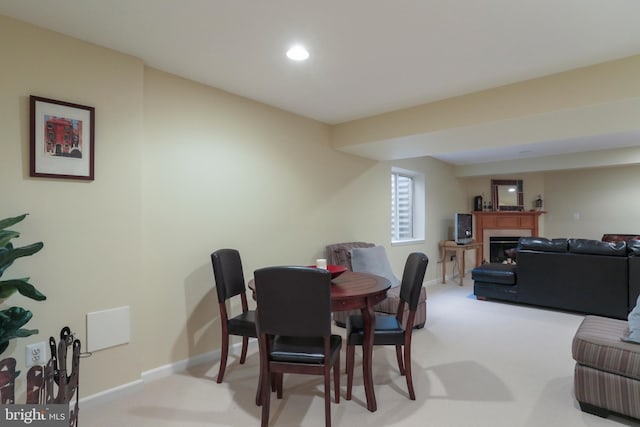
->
[439,240,482,286]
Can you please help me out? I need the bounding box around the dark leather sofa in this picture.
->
[473,237,640,320]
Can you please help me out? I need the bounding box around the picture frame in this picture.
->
[491,179,524,211]
[30,95,95,181]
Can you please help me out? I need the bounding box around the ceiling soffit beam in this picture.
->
[454,145,640,177]
[331,55,640,160]
[336,97,640,161]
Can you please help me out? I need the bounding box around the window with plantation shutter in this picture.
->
[391,173,413,240]
[391,168,425,245]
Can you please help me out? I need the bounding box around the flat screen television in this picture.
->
[454,213,473,245]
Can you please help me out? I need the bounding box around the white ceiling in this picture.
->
[2,0,640,165]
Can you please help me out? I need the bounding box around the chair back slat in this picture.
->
[399,252,429,312]
[211,249,247,303]
[254,266,332,337]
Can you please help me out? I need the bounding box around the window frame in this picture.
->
[391,167,425,245]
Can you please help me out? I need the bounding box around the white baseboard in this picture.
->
[79,341,256,409]
[78,379,145,409]
[140,348,221,383]
[424,277,441,287]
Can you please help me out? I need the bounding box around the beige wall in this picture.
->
[542,165,640,239]
[0,15,145,397]
[1,15,460,399]
[139,68,387,370]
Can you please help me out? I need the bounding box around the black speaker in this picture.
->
[473,195,483,211]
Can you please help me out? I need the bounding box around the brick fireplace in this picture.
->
[472,211,545,264]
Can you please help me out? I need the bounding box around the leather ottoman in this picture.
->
[472,263,517,301]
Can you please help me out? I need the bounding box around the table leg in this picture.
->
[459,247,465,286]
[440,242,446,284]
[361,301,377,412]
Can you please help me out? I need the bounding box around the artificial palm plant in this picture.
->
[0,214,46,355]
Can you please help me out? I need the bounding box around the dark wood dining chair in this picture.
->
[211,248,257,383]
[345,252,428,400]
[254,266,341,427]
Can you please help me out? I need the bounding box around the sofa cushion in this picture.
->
[517,237,568,252]
[350,245,400,286]
[471,263,517,285]
[568,238,627,256]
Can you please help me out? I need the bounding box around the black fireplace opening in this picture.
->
[489,236,520,263]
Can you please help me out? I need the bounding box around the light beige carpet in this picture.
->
[80,278,638,426]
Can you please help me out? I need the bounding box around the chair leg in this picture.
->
[216,332,229,383]
[395,344,405,375]
[255,370,281,404]
[346,345,355,400]
[324,370,331,427]
[276,373,283,399]
[256,335,267,406]
[403,344,415,400]
[334,356,340,403]
[240,336,249,364]
[345,347,349,374]
[256,372,263,406]
[261,368,271,427]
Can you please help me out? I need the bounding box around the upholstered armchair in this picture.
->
[326,242,427,329]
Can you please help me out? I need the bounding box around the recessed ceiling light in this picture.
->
[286,45,309,61]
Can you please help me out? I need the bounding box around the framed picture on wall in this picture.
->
[30,95,95,181]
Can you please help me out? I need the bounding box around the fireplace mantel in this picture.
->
[473,211,545,264]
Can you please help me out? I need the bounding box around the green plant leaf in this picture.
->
[0,306,33,324]
[0,215,44,356]
[0,282,17,298]
[0,214,27,231]
[0,329,39,356]
[0,230,20,248]
[0,279,46,301]
[0,245,12,278]
[0,242,44,278]
[11,328,39,338]
[0,307,36,355]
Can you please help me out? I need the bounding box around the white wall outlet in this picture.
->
[25,342,47,367]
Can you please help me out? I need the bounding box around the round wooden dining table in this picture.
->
[248,270,390,412]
